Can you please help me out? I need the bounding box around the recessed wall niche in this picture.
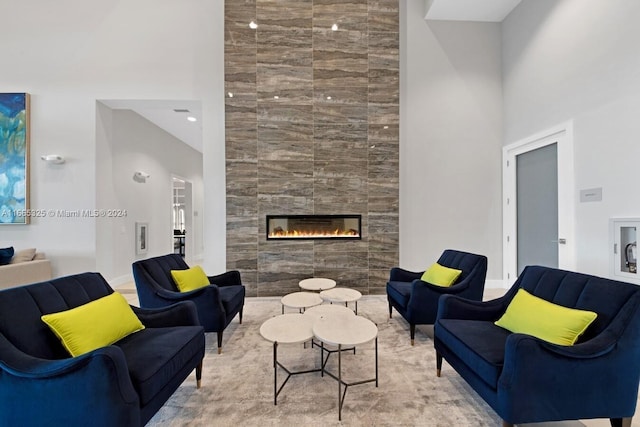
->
[225,0,399,296]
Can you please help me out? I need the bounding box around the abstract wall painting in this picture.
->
[0,93,30,224]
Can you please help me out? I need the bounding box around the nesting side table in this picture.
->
[259,314,320,405]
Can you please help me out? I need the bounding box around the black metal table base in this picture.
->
[319,338,379,420]
[272,341,321,405]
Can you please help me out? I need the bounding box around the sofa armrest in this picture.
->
[208,270,242,287]
[389,267,423,282]
[436,293,508,321]
[496,331,638,423]
[131,300,200,327]
[0,333,139,425]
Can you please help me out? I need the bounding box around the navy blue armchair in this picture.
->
[0,272,205,426]
[132,254,245,354]
[386,249,487,344]
[434,265,640,427]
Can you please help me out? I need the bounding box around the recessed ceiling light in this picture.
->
[331,24,338,31]
[228,92,234,98]
[383,125,389,129]
[326,96,332,100]
[249,21,258,29]
[187,116,197,122]
[274,95,279,99]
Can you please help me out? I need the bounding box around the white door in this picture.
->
[503,121,575,282]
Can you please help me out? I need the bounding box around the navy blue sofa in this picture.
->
[0,272,205,426]
[132,254,245,354]
[387,249,487,344]
[434,265,640,427]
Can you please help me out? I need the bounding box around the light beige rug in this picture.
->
[147,295,509,426]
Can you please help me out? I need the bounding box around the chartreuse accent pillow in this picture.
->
[495,288,598,346]
[41,292,144,357]
[171,265,210,292]
[420,263,462,287]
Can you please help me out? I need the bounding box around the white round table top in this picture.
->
[313,315,378,347]
[299,277,337,291]
[260,314,315,344]
[281,291,323,309]
[303,304,355,322]
[319,287,362,303]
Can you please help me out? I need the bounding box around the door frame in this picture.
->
[502,121,575,282]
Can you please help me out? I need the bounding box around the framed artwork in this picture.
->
[0,93,30,224]
[136,222,148,255]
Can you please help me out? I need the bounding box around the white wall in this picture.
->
[503,0,640,278]
[400,0,504,279]
[0,0,226,278]
[96,108,204,283]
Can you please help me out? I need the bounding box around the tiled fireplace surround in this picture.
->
[225,0,399,297]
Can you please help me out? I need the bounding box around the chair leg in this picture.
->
[436,352,442,377]
[196,360,203,389]
[611,417,632,427]
[217,331,223,354]
[502,421,514,427]
[239,308,243,324]
[388,302,392,319]
[410,324,415,346]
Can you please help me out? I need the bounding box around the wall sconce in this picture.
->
[133,171,150,183]
[41,154,65,164]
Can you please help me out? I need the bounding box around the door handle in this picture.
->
[551,239,567,244]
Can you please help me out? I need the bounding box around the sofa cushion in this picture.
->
[437,319,510,388]
[171,265,209,292]
[495,288,597,346]
[41,292,145,357]
[421,263,462,287]
[115,326,203,406]
[0,247,14,265]
[10,248,36,263]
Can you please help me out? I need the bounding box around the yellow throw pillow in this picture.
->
[41,292,145,357]
[420,263,462,287]
[171,265,210,292]
[495,288,598,346]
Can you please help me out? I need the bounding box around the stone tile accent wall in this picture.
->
[225,0,399,296]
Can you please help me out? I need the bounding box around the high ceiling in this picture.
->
[424,0,521,22]
[101,1,521,153]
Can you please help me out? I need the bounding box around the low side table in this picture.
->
[304,304,357,369]
[259,314,320,405]
[319,287,362,314]
[313,315,379,421]
[280,291,323,314]
[299,277,337,291]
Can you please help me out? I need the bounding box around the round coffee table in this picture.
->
[259,314,320,405]
[304,304,355,322]
[299,277,337,291]
[319,287,362,314]
[313,315,379,420]
[280,291,323,314]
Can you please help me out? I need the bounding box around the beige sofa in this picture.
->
[0,249,53,290]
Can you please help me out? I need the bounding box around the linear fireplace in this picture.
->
[266,215,362,240]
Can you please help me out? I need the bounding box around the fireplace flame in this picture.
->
[268,227,359,239]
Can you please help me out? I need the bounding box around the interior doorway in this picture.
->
[172,177,193,259]
[503,121,575,282]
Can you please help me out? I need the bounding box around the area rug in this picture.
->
[147,295,503,426]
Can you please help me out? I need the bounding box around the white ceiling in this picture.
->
[100,99,203,153]
[424,0,521,22]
